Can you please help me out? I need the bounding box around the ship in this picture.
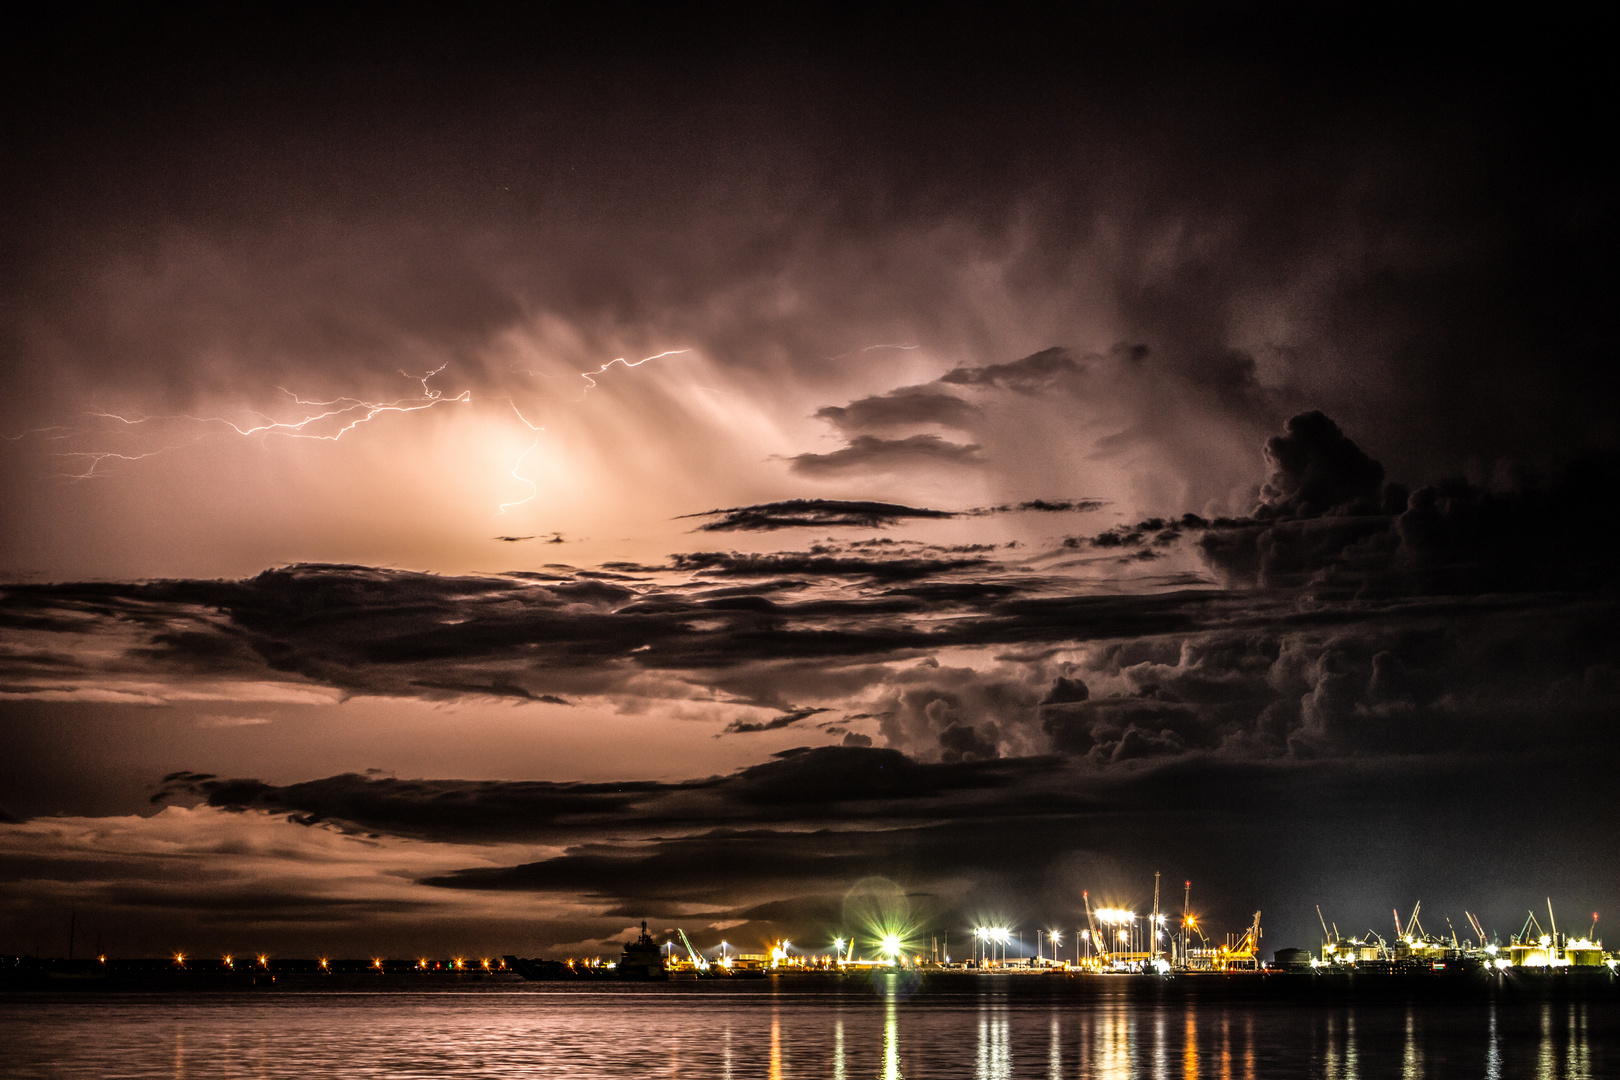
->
[617,920,668,980]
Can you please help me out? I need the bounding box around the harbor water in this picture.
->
[2,974,1615,1078]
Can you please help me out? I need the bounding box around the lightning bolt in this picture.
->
[1,425,79,441]
[56,447,190,481]
[820,343,921,361]
[497,400,544,516]
[80,366,468,442]
[496,347,687,513]
[497,439,540,515]
[16,350,684,516]
[578,349,691,398]
[35,367,473,481]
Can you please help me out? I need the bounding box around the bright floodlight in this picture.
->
[880,934,903,958]
[834,937,845,951]
[1049,930,1062,946]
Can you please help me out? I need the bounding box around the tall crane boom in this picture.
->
[1151,872,1161,959]
[675,929,708,971]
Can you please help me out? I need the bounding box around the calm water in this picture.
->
[2,975,1615,1078]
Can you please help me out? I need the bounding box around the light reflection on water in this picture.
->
[977,992,1011,1078]
[0,978,1615,1079]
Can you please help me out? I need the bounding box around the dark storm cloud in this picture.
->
[814,387,981,432]
[722,706,830,734]
[787,434,983,476]
[1010,500,1107,514]
[684,498,1105,532]
[667,548,992,582]
[1255,411,1388,519]
[940,347,1089,393]
[5,413,1617,777]
[143,745,1618,953]
[154,747,1038,843]
[684,499,958,532]
[435,745,1619,954]
[1192,430,1620,594]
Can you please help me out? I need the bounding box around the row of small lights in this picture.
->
[168,954,504,971]
[165,916,1189,972]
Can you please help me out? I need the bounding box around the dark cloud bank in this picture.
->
[6,411,1618,951]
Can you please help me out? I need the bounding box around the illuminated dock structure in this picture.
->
[1314,898,1614,974]
[13,889,1614,991]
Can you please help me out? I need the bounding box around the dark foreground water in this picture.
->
[2,975,1615,1078]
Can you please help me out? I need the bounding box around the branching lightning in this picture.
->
[207,364,471,441]
[57,447,193,481]
[14,348,689,515]
[33,367,471,480]
[577,349,691,398]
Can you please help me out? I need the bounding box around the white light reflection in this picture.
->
[1047,1015,1062,1080]
[1485,1003,1500,1080]
[1537,1003,1553,1080]
[1402,1008,1420,1080]
[1099,1002,1134,1079]
[884,991,903,1080]
[1569,1002,1588,1077]
[976,1002,1011,1079]
[833,1017,845,1080]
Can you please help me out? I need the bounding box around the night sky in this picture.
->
[2,4,1615,961]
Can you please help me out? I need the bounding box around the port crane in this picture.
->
[1394,901,1426,942]
[675,929,709,972]
[1216,911,1262,971]
[1082,890,1106,967]
[1150,872,1162,963]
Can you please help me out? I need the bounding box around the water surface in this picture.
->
[2,975,1613,1078]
